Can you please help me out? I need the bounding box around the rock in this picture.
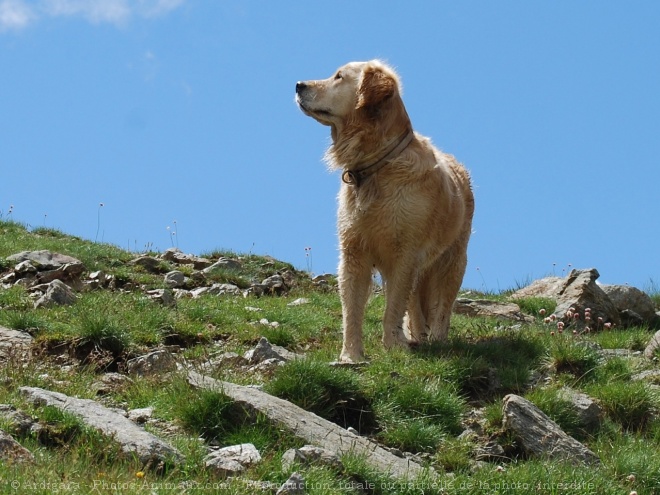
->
[204,443,261,477]
[510,276,565,300]
[631,369,660,383]
[92,372,134,395]
[128,407,154,424]
[287,298,310,307]
[188,371,429,480]
[282,445,344,472]
[19,386,182,465]
[0,405,37,436]
[191,283,241,298]
[126,349,177,377]
[146,289,175,306]
[7,250,83,271]
[37,262,85,284]
[262,274,286,295]
[474,441,506,462]
[502,394,599,465]
[14,260,37,276]
[601,284,660,327]
[244,337,300,364]
[453,299,534,322]
[202,258,242,273]
[556,387,603,430]
[0,429,35,464]
[33,279,77,308]
[162,248,212,270]
[644,330,660,359]
[552,269,620,328]
[0,327,33,359]
[164,271,186,288]
[130,256,163,273]
[276,472,306,495]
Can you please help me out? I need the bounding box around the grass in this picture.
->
[1,218,660,494]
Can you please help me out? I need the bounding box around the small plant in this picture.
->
[589,381,657,431]
[266,359,376,433]
[174,385,248,441]
[525,388,586,439]
[548,337,600,380]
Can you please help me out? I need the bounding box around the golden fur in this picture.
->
[296,60,474,363]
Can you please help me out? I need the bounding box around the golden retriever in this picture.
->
[296,60,474,363]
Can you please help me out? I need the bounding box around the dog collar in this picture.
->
[341,130,414,187]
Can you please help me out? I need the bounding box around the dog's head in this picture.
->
[296,60,404,131]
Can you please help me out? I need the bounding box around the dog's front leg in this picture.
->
[338,249,372,363]
[381,264,416,350]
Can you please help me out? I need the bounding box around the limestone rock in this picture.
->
[556,387,603,430]
[644,330,660,359]
[164,270,186,288]
[0,429,34,464]
[162,248,212,269]
[0,327,33,360]
[244,337,300,364]
[282,445,343,471]
[0,405,37,436]
[502,394,599,465]
[204,443,261,477]
[188,371,429,479]
[552,269,620,328]
[7,250,82,271]
[19,386,182,465]
[202,258,242,273]
[601,284,660,327]
[128,407,154,424]
[453,299,533,322]
[130,256,163,273]
[33,279,77,308]
[126,349,177,377]
[510,276,565,300]
[276,472,306,495]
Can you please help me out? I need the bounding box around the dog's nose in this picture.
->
[295,81,307,94]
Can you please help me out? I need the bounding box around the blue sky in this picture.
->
[1,1,658,292]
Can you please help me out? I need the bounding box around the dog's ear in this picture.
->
[356,65,396,110]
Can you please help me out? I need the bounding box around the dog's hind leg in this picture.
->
[381,262,417,350]
[405,283,430,343]
[426,242,468,341]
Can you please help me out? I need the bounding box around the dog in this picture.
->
[296,60,474,363]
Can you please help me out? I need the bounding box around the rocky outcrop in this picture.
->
[33,279,77,308]
[512,268,658,329]
[125,349,178,377]
[0,429,34,464]
[644,330,660,359]
[601,284,660,327]
[0,326,33,360]
[502,394,599,465]
[19,386,183,466]
[188,371,429,480]
[454,299,534,322]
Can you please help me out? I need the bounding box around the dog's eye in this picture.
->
[334,72,343,80]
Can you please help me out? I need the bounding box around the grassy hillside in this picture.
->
[0,219,659,494]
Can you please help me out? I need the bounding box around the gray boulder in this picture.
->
[33,279,77,308]
[276,472,306,495]
[601,284,659,327]
[0,429,34,464]
[20,386,182,465]
[204,443,261,477]
[502,394,599,465]
[126,349,178,377]
[552,269,620,328]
